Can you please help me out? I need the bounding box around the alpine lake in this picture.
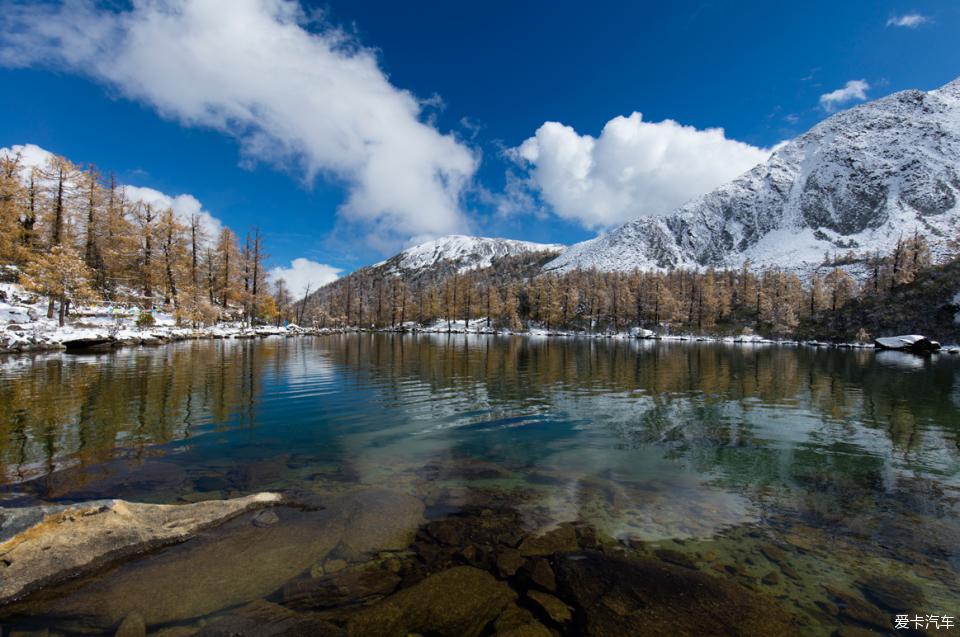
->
[0,334,957,636]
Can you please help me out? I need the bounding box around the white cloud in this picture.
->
[0,0,478,248]
[886,13,928,28]
[508,113,771,228]
[818,79,870,110]
[0,142,55,169]
[268,258,341,297]
[122,185,223,239]
[0,143,223,240]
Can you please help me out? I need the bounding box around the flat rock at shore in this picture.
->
[0,492,282,604]
[2,489,425,631]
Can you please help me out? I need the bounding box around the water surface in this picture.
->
[1,335,958,634]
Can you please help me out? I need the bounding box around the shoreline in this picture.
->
[4,323,959,357]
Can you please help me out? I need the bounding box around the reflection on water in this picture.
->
[1,334,959,633]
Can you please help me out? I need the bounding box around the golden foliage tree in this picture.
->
[22,245,98,326]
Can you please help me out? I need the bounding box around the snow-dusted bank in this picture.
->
[392,320,884,349]
[3,284,957,356]
[0,282,331,354]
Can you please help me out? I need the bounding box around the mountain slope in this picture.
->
[375,235,564,277]
[303,235,564,319]
[548,76,960,273]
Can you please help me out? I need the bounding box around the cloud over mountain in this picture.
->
[819,80,870,110]
[508,113,771,229]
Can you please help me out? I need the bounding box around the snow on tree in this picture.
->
[22,245,98,326]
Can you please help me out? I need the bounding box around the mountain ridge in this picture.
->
[546,76,960,274]
[374,234,564,276]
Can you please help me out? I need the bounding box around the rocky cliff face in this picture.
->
[548,77,960,273]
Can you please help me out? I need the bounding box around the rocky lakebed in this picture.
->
[0,472,953,637]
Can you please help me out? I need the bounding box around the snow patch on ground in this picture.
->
[0,282,309,353]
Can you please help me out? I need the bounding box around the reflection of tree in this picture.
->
[0,340,280,485]
[1,335,956,498]
[320,335,959,472]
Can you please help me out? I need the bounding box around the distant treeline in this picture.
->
[4,148,954,339]
[0,151,279,326]
[302,231,957,341]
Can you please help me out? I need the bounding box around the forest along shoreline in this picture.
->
[2,303,960,355]
[3,149,960,356]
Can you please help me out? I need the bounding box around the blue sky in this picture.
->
[0,0,958,292]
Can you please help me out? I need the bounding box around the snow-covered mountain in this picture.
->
[376,235,564,276]
[548,76,960,274]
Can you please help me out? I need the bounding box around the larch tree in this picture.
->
[22,245,97,326]
[0,154,25,263]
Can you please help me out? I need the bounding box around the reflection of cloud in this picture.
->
[282,348,335,385]
[874,350,927,370]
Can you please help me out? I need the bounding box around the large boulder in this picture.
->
[0,492,281,604]
[9,489,424,632]
[873,335,941,353]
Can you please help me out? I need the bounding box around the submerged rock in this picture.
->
[492,604,553,637]
[526,589,571,624]
[554,551,797,636]
[0,492,281,604]
[252,509,280,527]
[517,523,578,556]
[823,586,890,632]
[114,612,146,637]
[333,490,425,560]
[345,566,516,637]
[654,548,698,570]
[858,575,925,612]
[282,562,402,610]
[520,558,557,592]
[496,549,526,577]
[197,600,345,637]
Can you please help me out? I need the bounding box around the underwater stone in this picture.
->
[252,509,280,527]
[196,600,345,637]
[282,561,401,611]
[526,589,571,624]
[114,612,146,637]
[496,549,526,577]
[345,566,516,637]
[554,551,797,636]
[859,575,925,612]
[521,558,557,592]
[654,548,698,570]
[518,524,578,557]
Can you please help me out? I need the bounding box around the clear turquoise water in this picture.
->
[0,334,958,632]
